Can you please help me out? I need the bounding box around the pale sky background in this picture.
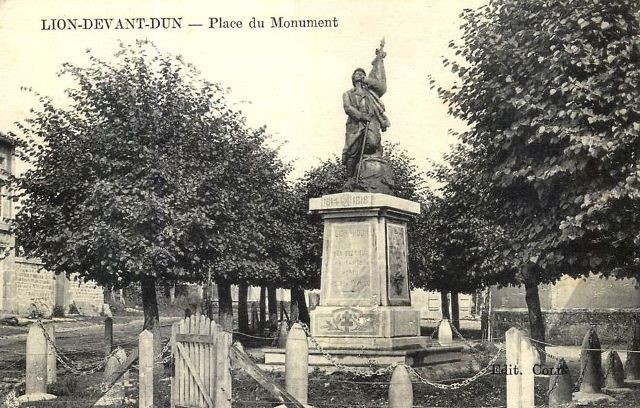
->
[0,0,479,180]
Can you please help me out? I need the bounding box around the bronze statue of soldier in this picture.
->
[341,39,394,194]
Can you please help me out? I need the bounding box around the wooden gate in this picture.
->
[171,315,232,408]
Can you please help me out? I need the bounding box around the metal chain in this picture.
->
[37,320,111,375]
[449,321,478,349]
[299,322,505,389]
[404,346,504,390]
[430,320,442,340]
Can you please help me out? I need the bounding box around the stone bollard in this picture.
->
[276,321,288,348]
[44,323,56,385]
[307,293,320,311]
[17,324,56,403]
[389,365,413,408]
[95,349,126,407]
[250,302,259,331]
[104,317,114,358]
[115,348,129,386]
[625,321,640,381]
[604,351,625,389]
[579,327,603,394]
[285,323,308,404]
[437,319,453,346]
[548,358,572,407]
[139,330,154,408]
[505,327,535,408]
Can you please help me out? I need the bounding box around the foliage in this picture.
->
[11,40,291,323]
[434,0,640,285]
[291,142,426,288]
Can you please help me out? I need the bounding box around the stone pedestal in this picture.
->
[308,193,429,353]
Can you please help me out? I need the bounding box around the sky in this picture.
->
[0,0,479,179]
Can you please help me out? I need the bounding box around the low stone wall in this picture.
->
[68,277,104,313]
[493,308,640,346]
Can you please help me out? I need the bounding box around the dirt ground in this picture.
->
[2,317,640,407]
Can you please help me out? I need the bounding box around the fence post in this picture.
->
[438,319,453,345]
[95,350,126,406]
[519,336,535,407]
[215,325,232,408]
[285,323,308,404]
[625,320,640,380]
[506,327,535,408]
[389,365,412,408]
[548,358,572,407]
[604,351,625,389]
[251,302,258,331]
[44,323,56,385]
[17,324,56,402]
[139,330,154,408]
[277,321,288,348]
[104,317,113,358]
[579,327,603,393]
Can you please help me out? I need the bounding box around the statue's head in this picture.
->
[351,68,366,85]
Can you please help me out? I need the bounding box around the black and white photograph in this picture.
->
[1,0,640,406]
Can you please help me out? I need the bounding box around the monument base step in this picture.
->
[263,343,462,367]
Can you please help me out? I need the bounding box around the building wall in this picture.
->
[1,257,103,315]
[13,258,55,314]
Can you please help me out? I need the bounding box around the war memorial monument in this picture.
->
[292,41,461,366]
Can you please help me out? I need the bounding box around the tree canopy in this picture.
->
[436,0,640,286]
[12,40,290,327]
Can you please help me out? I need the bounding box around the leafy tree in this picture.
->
[410,144,513,328]
[291,142,426,317]
[435,0,640,348]
[12,41,284,330]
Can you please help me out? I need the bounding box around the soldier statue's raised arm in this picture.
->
[341,40,394,194]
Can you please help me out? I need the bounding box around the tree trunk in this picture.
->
[267,285,278,324]
[440,289,450,320]
[524,272,546,364]
[259,286,266,330]
[451,291,460,331]
[169,283,176,305]
[141,275,160,331]
[238,283,249,333]
[217,280,234,331]
[292,287,310,326]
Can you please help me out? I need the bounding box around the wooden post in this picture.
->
[104,317,113,358]
[44,323,56,385]
[285,323,308,404]
[215,325,232,408]
[389,365,412,408]
[250,302,258,331]
[139,330,154,408]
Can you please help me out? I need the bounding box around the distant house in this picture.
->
[0,134,103,316]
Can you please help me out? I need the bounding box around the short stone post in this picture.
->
[604,351,625,389]
[44,323,56,385]
[276,321,288,348]
[285,323,308,404]
[579,327,603,394]
[104,317,113,358]
[625,320,640,381]
[389,365,412,408]
[307,293,320,311]
[437,319,453,346]
[95,349,127,406]
[139,330,154,408]
[548,358,572,407]
[17,324,56,403]
[505,327,535,408]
